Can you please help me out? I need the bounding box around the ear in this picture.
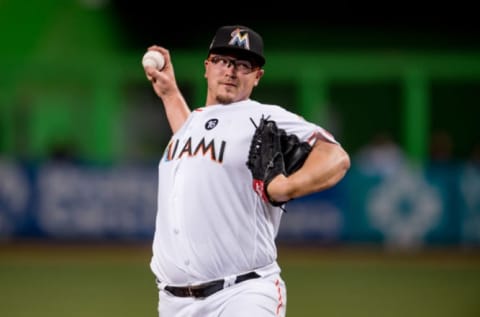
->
[204,59,209,78]
[254,69,265,86]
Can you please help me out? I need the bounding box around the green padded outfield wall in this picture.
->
[1,1,480,163]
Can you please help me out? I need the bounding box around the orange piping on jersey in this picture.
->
[275,279,284,316]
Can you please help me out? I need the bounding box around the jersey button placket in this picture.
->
[171,162,185,257]
[171,160,192,270]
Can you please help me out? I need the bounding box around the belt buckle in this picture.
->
[187,287,194,297]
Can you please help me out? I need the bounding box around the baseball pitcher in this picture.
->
[143,25,350,317]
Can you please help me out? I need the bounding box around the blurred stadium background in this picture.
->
[1,1,480,316]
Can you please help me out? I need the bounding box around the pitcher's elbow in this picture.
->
[333,151,351,185]
[341,151,351,172]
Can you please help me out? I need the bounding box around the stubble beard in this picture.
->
[216,93,235,105]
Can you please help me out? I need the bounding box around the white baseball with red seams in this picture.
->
[142,50,165,70]
[150,99,338,288]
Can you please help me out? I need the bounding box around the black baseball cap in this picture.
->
[208,25,265,67]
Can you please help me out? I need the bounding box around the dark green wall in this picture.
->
[1,1,479,163]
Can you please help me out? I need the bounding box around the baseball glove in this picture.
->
[281,133,313,175]
[246,116,312,207]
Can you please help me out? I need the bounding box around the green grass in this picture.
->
[0,242,157,317]
[1,242,479,317]
[279,246,480,317]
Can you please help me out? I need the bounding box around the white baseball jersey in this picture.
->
[150,99,338,286]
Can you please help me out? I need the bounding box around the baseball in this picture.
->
[142,50,165,70]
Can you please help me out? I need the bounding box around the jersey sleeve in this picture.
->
[267,106,339,146]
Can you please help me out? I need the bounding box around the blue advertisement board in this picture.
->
[1,158,479,247]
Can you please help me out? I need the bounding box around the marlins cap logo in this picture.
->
[228,28,250,50]
[209,25,265,66]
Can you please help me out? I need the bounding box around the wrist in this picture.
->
[266,174,291,204]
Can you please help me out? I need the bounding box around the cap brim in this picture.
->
[209,47,265,67]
